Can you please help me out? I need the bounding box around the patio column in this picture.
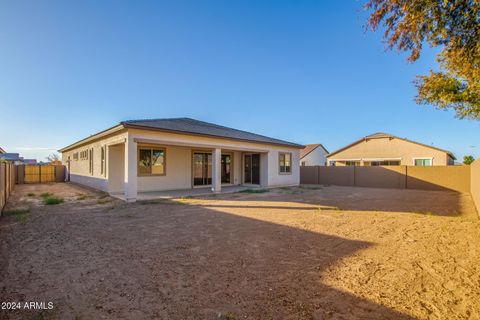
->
[124,135,138,202]
[212,148,221,193]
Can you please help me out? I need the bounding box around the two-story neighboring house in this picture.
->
[300,144,329,166]
[327,133,455,166]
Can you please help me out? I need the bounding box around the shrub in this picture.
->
[43,196,64,205]
[3,208,30,223]
[40,192,52,198]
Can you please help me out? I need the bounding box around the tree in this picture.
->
[463,155,475,164]
[46,153,60,163]
[365,0,480,119]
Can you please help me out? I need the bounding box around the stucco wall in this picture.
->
[470,160,480,215]
[61,131,127,192]
[327,137,451,166]
[300,165,470,192]
[62,127,301,193]
[137,145,191,192]
[129,128,300,188]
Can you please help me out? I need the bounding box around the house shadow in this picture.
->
[113,199,417,319]
[196,167,475,217]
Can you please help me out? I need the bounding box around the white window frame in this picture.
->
[412,157,433,166]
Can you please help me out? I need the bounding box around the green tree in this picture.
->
[463,155,475,164]
[365,0,480,119]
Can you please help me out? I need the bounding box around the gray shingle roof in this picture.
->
[122,118,303,148]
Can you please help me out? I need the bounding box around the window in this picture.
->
[370,160,401,166]
[138,147,166,176]
[345,161,359,166]
[101,146,105,176]
[301,161,306,167]
[80,150,89,160]
[73,152,79,160]
[414,158,432,166]
[279,152,292,174]
[89,148,93,175]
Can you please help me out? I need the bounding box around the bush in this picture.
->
[43,196,64,205]
[40,192,52,198]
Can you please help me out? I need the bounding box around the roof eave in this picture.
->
[59,124,126,153]
[123,122,304,149]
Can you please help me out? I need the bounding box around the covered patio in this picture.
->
[108,134,271,202]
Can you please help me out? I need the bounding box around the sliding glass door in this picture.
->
[244,154,260,185]
[193,153,212,186]
[221,154,232,184]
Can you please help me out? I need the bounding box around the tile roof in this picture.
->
[122,118,303,148]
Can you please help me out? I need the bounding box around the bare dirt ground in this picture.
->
[0,183,479,320]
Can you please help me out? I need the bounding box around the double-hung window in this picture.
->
[279,152,292,174]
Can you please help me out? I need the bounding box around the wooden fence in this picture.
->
[300,165,471,193]
[0,162,16,213]
[16,165,65,184]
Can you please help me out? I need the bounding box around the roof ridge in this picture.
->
[328,132,455,159]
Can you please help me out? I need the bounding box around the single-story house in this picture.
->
[300,144,329,166]
[60,118,303,202]
[327,132,456,166]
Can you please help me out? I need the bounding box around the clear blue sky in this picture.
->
[1,1,479,162]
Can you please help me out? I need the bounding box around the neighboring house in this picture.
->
[23,159,38,165]
[0,153,37,165]
[300,144,329,166]
[0,153,24,165]
[327,132,456,166]
[60,118,303,202]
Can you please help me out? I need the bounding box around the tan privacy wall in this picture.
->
[301,165,470,193]
[470,160,480,214]
[407,166,470,192]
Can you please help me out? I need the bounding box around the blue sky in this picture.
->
[0,0,479,162]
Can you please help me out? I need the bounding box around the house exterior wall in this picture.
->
[327,137,452,166]
[61,131,127,191]
[61,127,300,195]
[128,128,300,188]
[301,147,328,166]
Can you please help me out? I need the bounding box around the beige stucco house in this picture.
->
[327,132,456,166]
[60,118,302,202]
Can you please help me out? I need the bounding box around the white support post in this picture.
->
[124,135,138,202]
[212,148,222,193]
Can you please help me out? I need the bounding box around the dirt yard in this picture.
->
[0,183,479,320]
